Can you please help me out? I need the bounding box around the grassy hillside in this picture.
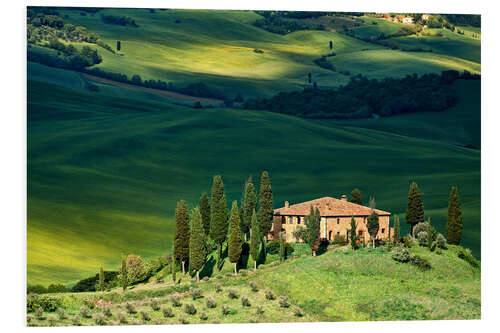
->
[52,8,479,98]
[26,244,480,326]
[28,75,480,285]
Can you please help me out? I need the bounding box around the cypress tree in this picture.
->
[350,189,363,205]
[258,171,273,239]
[242,177,257,241]
[199,192,211,236]
[189,207,206,282]
[98,267,104,292]
[249,210,260,271]
[174,200,190,275]
[209,175,228,270]
[367,211,379,248]
[394,215,400,245]
[446,186,463,245]
[306,206,320,256]
[329,40,333,50]
[279,232,285,262]
[171,252,176,283]
[228,201,242,275]
[350,216,358,249]
[121,255,127,292]
[406,182,425,236]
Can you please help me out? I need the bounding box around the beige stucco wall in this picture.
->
[274,215,392,243]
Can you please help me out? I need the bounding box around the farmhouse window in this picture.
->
[337,218,340,224]
[358,230,363,236]
[288,217,293,224]
[381,228,385,234]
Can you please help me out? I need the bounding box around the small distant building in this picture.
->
[269,196,392,244]
[422,14,430,21]
[402,17,414,25]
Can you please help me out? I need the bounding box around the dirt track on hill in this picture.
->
[84,74,224,105]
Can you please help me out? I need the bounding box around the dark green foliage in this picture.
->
[27,284,48,294]
[458,248,480,268]
[406,182,425,235]
[446,186,463,245]
[250,210,260,269]
[199,192,211,236]
[210,175,228,269]
[436,233,447,248]
[47,283,66,293]
[162,306,174,318]
[410,255,431,270]
[27,294,62,312]
[279,296,290,308]
[171,252,177,283]
[242,177,257,239]
[189,207,206,281]
[349,216,358,249]
[350,189,363,205]
[184,303,197,315]
[417,231,428,246]
[174,200,190,273]
[228,200,242,264]
[266,239,294,255]
[392,246,410,263]
[314,57,336,71]
[332,234,348,245]
[258,171,274,239]
[206,297,217,308]
[305,206,321,255]
[101,14,138,27]
[292,226,308,243]
[243,72,471,119]
[121,256,128,292]
[394,215,400,245]
[367,211,379,248]
[98,267,104,292]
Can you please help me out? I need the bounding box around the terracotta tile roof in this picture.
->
[274,196,391,217]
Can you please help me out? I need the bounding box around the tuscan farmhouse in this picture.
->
[269,196,392,244]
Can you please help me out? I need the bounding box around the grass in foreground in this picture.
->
[26,244,480,326]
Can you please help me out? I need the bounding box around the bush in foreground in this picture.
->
[206,297,217,308]
[162,306,174,318]
[184,303,197,315]
[265,289,275,300]
[410,255,431,270]
[279,296,290,308]
[392,246,410,263]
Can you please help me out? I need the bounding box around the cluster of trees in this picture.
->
[442,14,480,28]
[254,11,328,34]
[165,172,274,284]
[27,45,102,71]
[100,14,138,27]
[244,70,478,119]
[27,283,67,294]
[85,68,226,100]
[27,10,115,54]
[405,182,463,245]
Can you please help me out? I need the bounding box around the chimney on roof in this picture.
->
[341,195,348,201]
[285,201,289,208]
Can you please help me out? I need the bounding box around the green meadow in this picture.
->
[27,244,480,326]
[27,9,481,286]
[53,9,480,97]
[28,75,480,285]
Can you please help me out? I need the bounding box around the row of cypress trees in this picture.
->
[405,182,463,245]
[173,171,273,281]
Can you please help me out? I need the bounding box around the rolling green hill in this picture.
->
[28,74,480,286]
[50,8,479,98]
[26,244,480,326]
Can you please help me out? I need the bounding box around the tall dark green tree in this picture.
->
[189,207,206,282]
[350,216,358,249]
[393,215,400,245]
[249,210,260,271]
[209,175,228,270]
[446,186,463,245]
[242,177,257,241]
[306,206,321,256]
[228,201,242,276]
[98,267,104,292]
[367,211,379,248]
[406,182,425,236]
[351,189,363,205]
[171,251,176,283]
[117,40,121,51]
[174,200,190,275]
[258,171,273,239]
[199,192,211,236]
[121,255,127,292]
[329,40,333,50]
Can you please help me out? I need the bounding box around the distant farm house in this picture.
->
[402,17,414,24]
[422,14,430,21]
[270,196,392,243]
